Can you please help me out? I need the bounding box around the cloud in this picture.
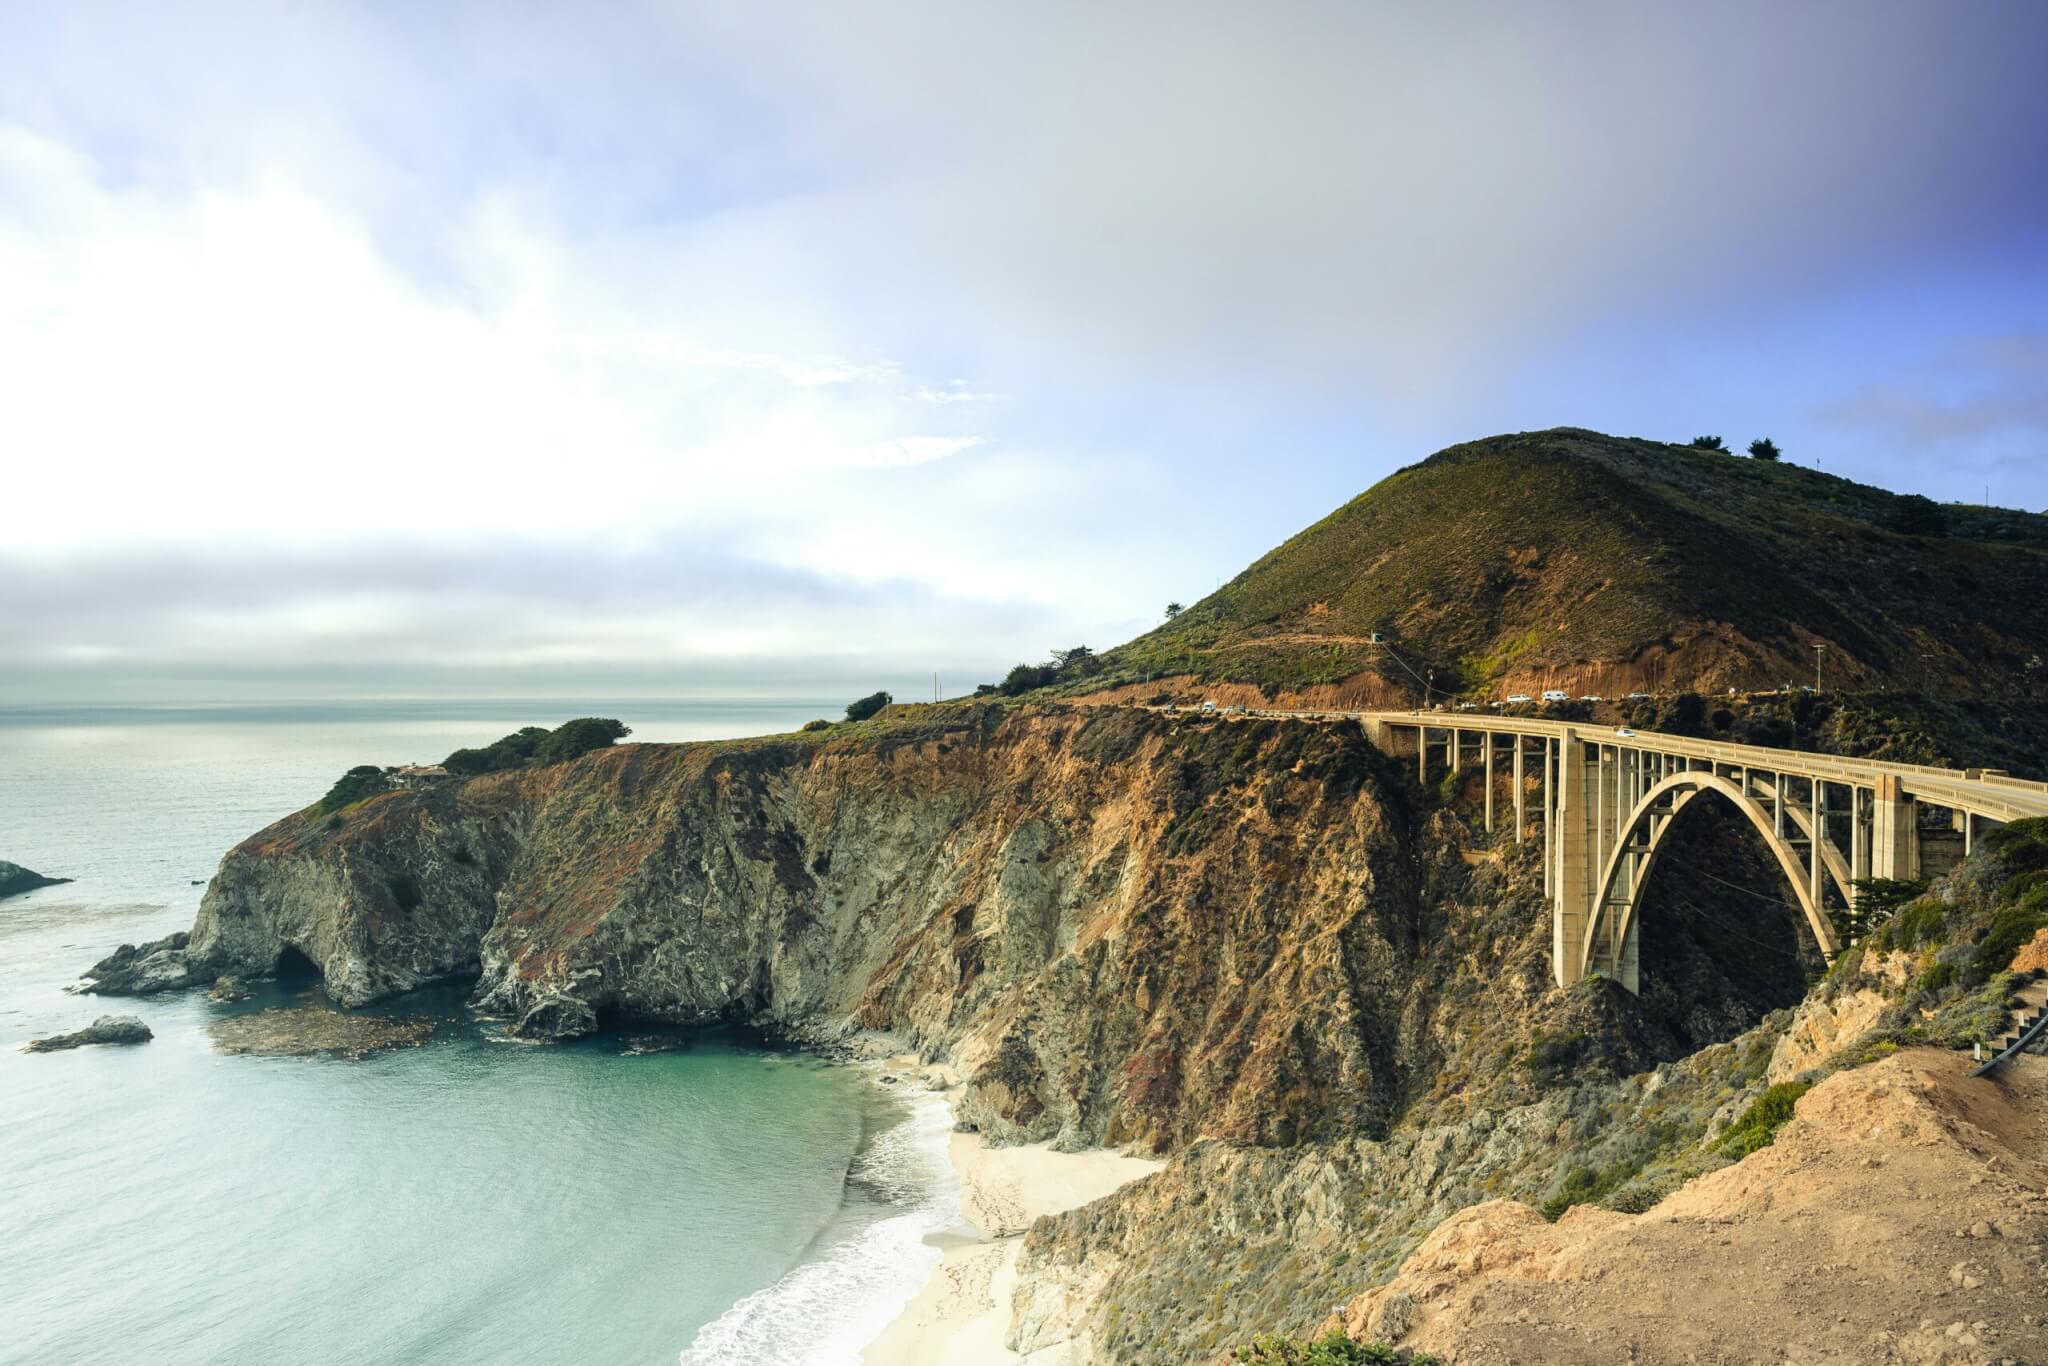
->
[3,0,2047,690]
[0,535,1067,672]
[1818,336,2048,444]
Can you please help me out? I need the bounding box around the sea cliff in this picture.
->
[83,702,1959,1359]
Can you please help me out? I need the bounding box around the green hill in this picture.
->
[1095,428,2048,703]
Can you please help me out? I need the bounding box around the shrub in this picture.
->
[800,719,833,732]
[1747,437,1782,461]
[444,725,554,775]
[1234,1332,1418,1365]
[1717,1081,1810,1155]
[1886,493,1948,537]
[535,717,630,762]
[1688,435,1726,451]
[1000,662,1059,695]
[1967,903,2048,985]
[319,765,393,813]
[844,691,893,722]
[1875,899,1947,953]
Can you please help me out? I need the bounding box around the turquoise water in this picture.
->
[0,703,956,1366]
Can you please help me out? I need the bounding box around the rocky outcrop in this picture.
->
[0,859,70,900]
[82,707,1454,1152]
[81,932,208,995]
[25,1015,152,1052]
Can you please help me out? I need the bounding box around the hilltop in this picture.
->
[1088,428,2048,704]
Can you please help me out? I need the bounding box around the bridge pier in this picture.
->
[1869,775,1919,881]
[1551,729,1594,989]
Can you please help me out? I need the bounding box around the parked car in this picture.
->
[1626,691,1650,700]
[1199,700,1218,714]
[1505,693,1533,704]
[1541,690,1569,702]
[1579,694,1603,702]
[1454,702,1477,711]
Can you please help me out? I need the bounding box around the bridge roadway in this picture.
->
[1151,704,2048,992]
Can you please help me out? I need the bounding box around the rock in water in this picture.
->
[209,974,257,1002]
[0,859,71,901]
[80,932,205,995]
[25,1015,153,1052]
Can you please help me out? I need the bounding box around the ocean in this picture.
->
[0,701,957,1366]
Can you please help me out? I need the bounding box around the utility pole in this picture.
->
[1815,644,1824,694]
[933,671,939,704]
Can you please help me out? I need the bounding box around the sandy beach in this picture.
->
[862,1103,1161,1365]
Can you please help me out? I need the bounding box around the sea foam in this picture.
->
[677,1082,960,1366]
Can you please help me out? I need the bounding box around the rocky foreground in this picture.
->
[1330,1050,2048,1365]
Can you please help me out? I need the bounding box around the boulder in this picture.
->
[209,974,258,1002]
[80,933,205,995]
[25,1015,153,1052]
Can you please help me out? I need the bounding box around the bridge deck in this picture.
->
[1205,707,2048,825]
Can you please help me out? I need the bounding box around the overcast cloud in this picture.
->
[3,1,2045,701]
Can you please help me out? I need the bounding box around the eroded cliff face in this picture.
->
[90,702,1843,1361]
[104,706,1466,1151]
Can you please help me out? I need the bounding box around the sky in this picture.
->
[3,1,2046,704]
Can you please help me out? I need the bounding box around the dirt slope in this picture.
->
[1330,1049,2048,1364]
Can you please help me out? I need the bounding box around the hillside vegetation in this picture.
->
[1089,428,2048,702]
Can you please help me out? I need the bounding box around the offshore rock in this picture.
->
[0,859,71,900]
[80,933,206,995]
[25,1015,152,1052]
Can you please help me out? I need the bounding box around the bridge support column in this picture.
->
[1870,775,1920,882]
[1551,729,1593,989]
[1483,736,1494,832]
[1512,739,1525,842]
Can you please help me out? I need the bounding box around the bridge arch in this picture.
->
[1580,771,1842,987]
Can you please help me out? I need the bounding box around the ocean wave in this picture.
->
[677,1085,959,1366]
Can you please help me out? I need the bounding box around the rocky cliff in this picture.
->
[85,701,1856,1358]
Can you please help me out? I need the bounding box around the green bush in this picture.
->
[444,725,554,776]
[1716,1081,1810,1155]
[1688,435,1726,451]
[319,765,393,813]
[1875,899,1947,952]
[535,717,631,762]
[844,691,893,722]
[1234,1332,1424,1365]
[1967,903,2047,985]
[800,719,833,732]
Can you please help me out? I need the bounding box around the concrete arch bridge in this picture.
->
[1238,709,2048,992]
